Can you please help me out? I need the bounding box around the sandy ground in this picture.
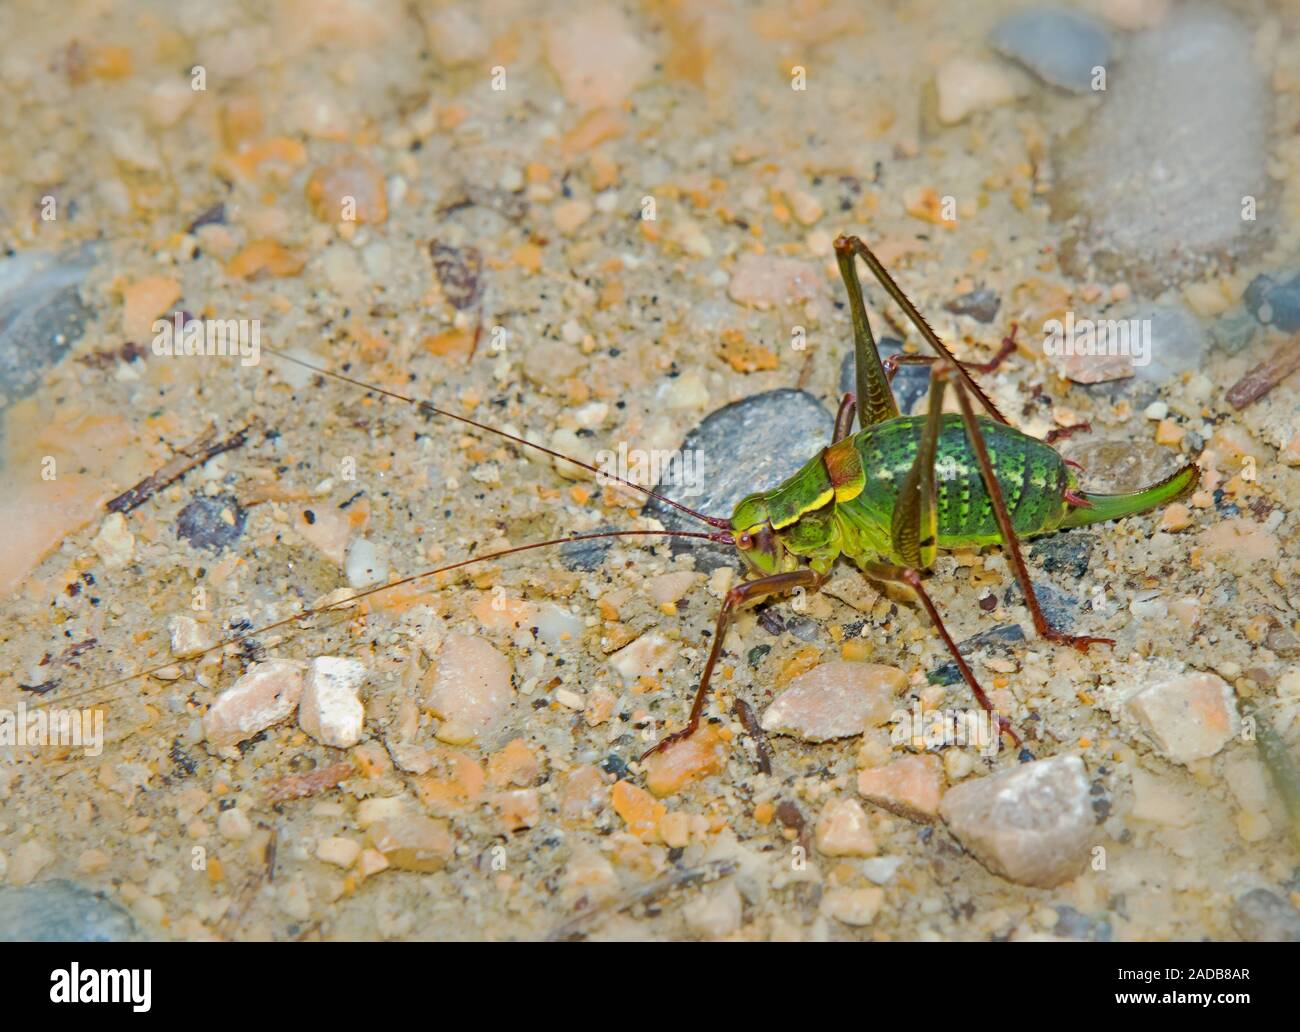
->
[1,0,1299,941]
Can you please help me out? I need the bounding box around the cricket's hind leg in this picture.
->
[882,324,1020,384]
[835,234,1011,426]
[862,561,1021,747]
[946,369,1114,653]
[641,568,825,760]
[875,368,1020,746]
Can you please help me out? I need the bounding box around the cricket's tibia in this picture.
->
[1059,462,1200,529]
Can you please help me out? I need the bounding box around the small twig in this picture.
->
[733,698,773,775]
[1226,334,1300,410]
[265,760,354,804]
[107,423,251,514]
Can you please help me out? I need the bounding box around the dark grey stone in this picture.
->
[0,880,140,942]
[644,388,832,571]
[176,492,247,552]
[0,250,95,409]
[1244,270,1300,333]
[945,287,1001,324]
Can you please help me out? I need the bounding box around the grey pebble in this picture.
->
[0,880,140,942]
[1208,304,1260,355]
[1051,7,1269,286]
[1002,580,1078,630]
[1030,532,1094,579]
[1231,888,1300,942]
[1244,270,1300,334]
[176,492,247,552]
[644,388,832,571]
[0,250,95,410]
[945,287,1001,324]
[1128,303,1208,381]
[928,623,1026,687]
[558,527,618,571]
[988,7,1111,94]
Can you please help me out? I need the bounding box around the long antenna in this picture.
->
[43,529,730,710]
[261,345,732,530]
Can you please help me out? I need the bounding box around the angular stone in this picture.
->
[814,798,877,857]
[1126,671,1238,765]
[857,754,944,822]
[299,656,367,748]
[424,633,514,745]
[939,754,1094,888]
[203,659,306,749]
[820,886,885,927]
[365,817,454,873]
[761,662,904,741]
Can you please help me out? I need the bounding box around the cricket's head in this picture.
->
[729,493,786,574]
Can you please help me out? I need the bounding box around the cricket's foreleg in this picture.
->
[949,376,1114,652]
[833,393,857,443]
[862,562,1020,747]
[640,568,825,760]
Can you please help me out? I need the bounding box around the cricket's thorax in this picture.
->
[737,414,1072,572]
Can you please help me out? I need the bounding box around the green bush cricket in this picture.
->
[62,235,1198,767]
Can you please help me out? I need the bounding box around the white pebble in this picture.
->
[345,537,388,589]
[299,656,367,748]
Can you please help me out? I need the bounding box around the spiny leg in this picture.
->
[862,561,1020,746]
[948,373,1114,652]
[641,568,824,760]
[878,368,1019,745]
[835,234,1010,425]
[833,393,857,443]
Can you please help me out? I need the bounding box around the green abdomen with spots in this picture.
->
[835,414,1071,562]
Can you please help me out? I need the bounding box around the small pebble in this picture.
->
[424,633,514,745]
[857,754,944,822]
[988,8,1111,94]
[299,656,367,749]
[1125,671,1238,765]
[939,754,1094,888]
[934,56,1025,125]
[815,797,878,857]
[203,659,306,750]
[761,662,904,741]
[820,886,885,927]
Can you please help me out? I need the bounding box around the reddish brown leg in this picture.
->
[863,562,1020,747]
[641,568,825,760]
[1044,422,1093,445]
[883,328,1018,385]
[948,374,1114,652]
[834,393,857,442]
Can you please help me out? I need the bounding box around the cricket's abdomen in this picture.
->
[837,414,1071,557]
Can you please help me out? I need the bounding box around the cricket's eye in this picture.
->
[737,532,753,549]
